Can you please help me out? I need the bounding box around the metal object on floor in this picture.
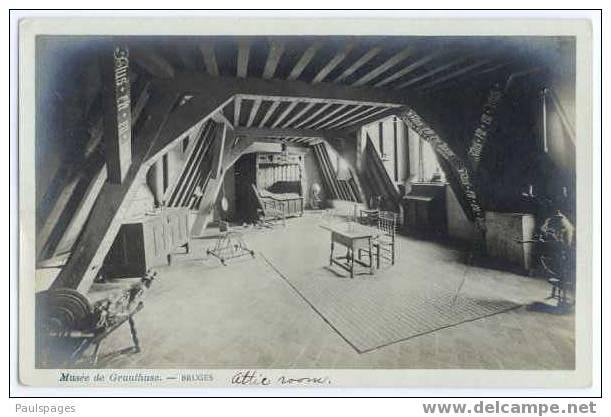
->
[206,221,255,265]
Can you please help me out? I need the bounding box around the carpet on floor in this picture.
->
[261,248,521,353]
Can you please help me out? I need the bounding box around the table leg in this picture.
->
[369,238,374,275]
[348,248,354,278]
[330,240,334,266]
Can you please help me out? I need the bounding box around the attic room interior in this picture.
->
[34,34,577,370]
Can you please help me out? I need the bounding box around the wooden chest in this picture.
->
[104,208,189,278]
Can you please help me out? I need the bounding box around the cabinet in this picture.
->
[402,182,447,236]
[235,152,305,222]
[104,208,190,278]
[485,211,536,272]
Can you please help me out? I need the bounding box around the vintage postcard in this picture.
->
[17,15,594,388]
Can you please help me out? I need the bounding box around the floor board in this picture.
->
[93,214,575,369]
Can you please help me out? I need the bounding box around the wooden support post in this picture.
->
[190,133,256,236]
[211,124,227,179]
[102,44,133,184]
[50,92,178,292]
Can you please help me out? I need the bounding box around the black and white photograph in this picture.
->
[15,15,595,389]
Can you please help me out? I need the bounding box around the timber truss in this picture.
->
[42,36,538,294]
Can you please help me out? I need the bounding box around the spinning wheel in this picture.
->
[36,271,155,367]
[36,289,95,336]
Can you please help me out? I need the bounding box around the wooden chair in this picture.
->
[251,184,286,227]
[359,195,382,226]
[373,211,397,269]
[356,210,397,269]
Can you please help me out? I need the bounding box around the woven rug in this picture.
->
[261,250,520,353]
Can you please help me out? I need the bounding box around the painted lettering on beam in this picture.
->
[104,45,133,184]
[399,108,485,228]
[467,84,504,170]
[114,47,132,151]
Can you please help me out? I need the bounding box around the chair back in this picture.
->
[377,211,397,238]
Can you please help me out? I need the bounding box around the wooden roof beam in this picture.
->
[233,96,242,126]
[312,43,354,83]
[148,72,405,160]
[415,60,490,90]
[131,48,175,79]
[234,126,352,141]
[396,57,467,89]
[258,101,281,127]
[199,42,219,77]
[307,104,349,129]
[316,105,364,129]
[271,101,299,128]
[263,40,285,79]
[374,52,442,87]
[157,72,405,107]
[334,46,382,83]
[287,41,322,80]
[352,47,412,87]
[281,102,316,128]
[211,110,234,130]
[51,92,179,293]
[236,40,251,78]
[342,107,400,131]
[293,103,332,128]
[333,106,384,129]
[246,98,262,127]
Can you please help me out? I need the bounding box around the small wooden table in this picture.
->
[320,222,380,278]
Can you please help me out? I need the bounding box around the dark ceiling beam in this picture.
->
[312,43,354,83]
[237,93,401,108]
[477,62,511,75]
[374,52,441,87]
[199,42,219,77]
[287,41,322,80]
[246,98,262,127]
[233,96,242,126]
[155,72,406,106]
[148,91,233,161]
[294,103,332,128]
[148,72,404,159]
[427,62,512,93]
[212,110,234,130]
[352,47,412,87]
[415,59,490,90]
[343,107,400,130]
[308,104,349,129]
[333,105,382,129]
[236,40,251,78]
[131,48,175,79]
[282,102,315,128]
[262,40,285,79]
[317,105,364,129]
[258,101,281,127]
[51,92,179,292]
[271,101,298,128]
[234,126,352,141]
[334,46,383,83]
[396,57,466,89]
